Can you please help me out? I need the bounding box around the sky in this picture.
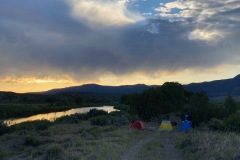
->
[0,0,240,93]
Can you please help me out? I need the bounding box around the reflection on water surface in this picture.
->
[4,106,115,126]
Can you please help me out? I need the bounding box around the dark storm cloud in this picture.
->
[0,0,239,81]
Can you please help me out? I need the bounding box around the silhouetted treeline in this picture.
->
[0,91,120,104]
[121,82,240,129]
[121,82,186,121]
[0,91,121,119]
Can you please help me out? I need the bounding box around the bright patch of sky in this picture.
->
[126,0,178,19]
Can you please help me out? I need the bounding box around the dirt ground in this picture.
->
[119,131,185,160]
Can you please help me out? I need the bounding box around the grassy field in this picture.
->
[1,118,240,160]
[0,121,152,160]
[177,130,240,160]
[1,109,240,160]
[136,130,240,160]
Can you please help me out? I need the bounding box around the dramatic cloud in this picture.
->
[67,0,143,27]
[0,0,240,92]
[155,0,240,41]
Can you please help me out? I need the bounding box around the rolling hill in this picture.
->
[42,74,240,99]
[42,84,153,95]
[1,74,240,102]
[184,74,240,98]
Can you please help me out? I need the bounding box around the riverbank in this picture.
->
[1,101,240,159]
[0,102,118,120]
[1,118,240,160]
[4,106,116,126]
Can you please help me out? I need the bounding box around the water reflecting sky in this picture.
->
[4,106,116,126]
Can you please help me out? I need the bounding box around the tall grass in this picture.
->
[0,120,152,160]
[178,130,240,159]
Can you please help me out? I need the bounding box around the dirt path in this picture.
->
[119,132,158,160]
[163,137,185,160]
[119,132,185,160]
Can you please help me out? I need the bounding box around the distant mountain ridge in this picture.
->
[184,74,240,98]
[2,73,239,103]
[43,84,154,95]
[42,74,240,98]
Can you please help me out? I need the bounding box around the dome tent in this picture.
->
[179,120,192,132]
[130,121,145,130]
[179,114,192,132]
[159,120,173,132]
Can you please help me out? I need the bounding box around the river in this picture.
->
[4,106,116,126]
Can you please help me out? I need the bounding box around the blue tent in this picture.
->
[179,120,192,132]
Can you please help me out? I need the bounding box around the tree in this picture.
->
[161,82,185,112]
[187,91,209,125]
[224,95,237,114]
[129,82,186,121]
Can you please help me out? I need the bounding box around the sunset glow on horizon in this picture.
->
[0,0,239,93]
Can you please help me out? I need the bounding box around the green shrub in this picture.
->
[90,115,111,126]
[176,139,192,149]
[109,111,125,117]
[207,118,225,131]
[112,116,129,126]
[74,113,87,120]
[31,149,44,158]
[127,115,139,123]
[55,114,79,124]
[224,113,240,132]
[46,144,63,160]
[87,109,108,119]
[11,119,52,131]
[34,120,52,130]
[0,121,9,135]
[0,151,13,159]
[114,104,130,112]
[24,135,41,146]
[55,113,87,124]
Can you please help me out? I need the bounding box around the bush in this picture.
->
[55,114,79,124]
[109,111,125,117]
[87,109,108,119]
[224,113,240,132]
[176,139,192,149]
[207,118,225,131]
[127,115,139,123]
[24,135,41,146]
[34,120,52,130]
[46,144,63,160]
[0,121,9,135]
[114,104,130,112]
[11,119,52,131]
[90,116,111,126]
[74,113,87,120]
[112,116,129,127]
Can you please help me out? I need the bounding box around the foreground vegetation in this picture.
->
[177,130,240,160]
[0,110,151,160]
[1,123,152,160]
[136,130,240,160]
[1,117,240,159]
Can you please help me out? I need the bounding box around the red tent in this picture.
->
[130,121,145,130]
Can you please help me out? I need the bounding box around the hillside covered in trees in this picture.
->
[121,82,240,131]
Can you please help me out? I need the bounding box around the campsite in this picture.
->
[1,0,240,159]
[1,110,240,160]
[1,82,240,159]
